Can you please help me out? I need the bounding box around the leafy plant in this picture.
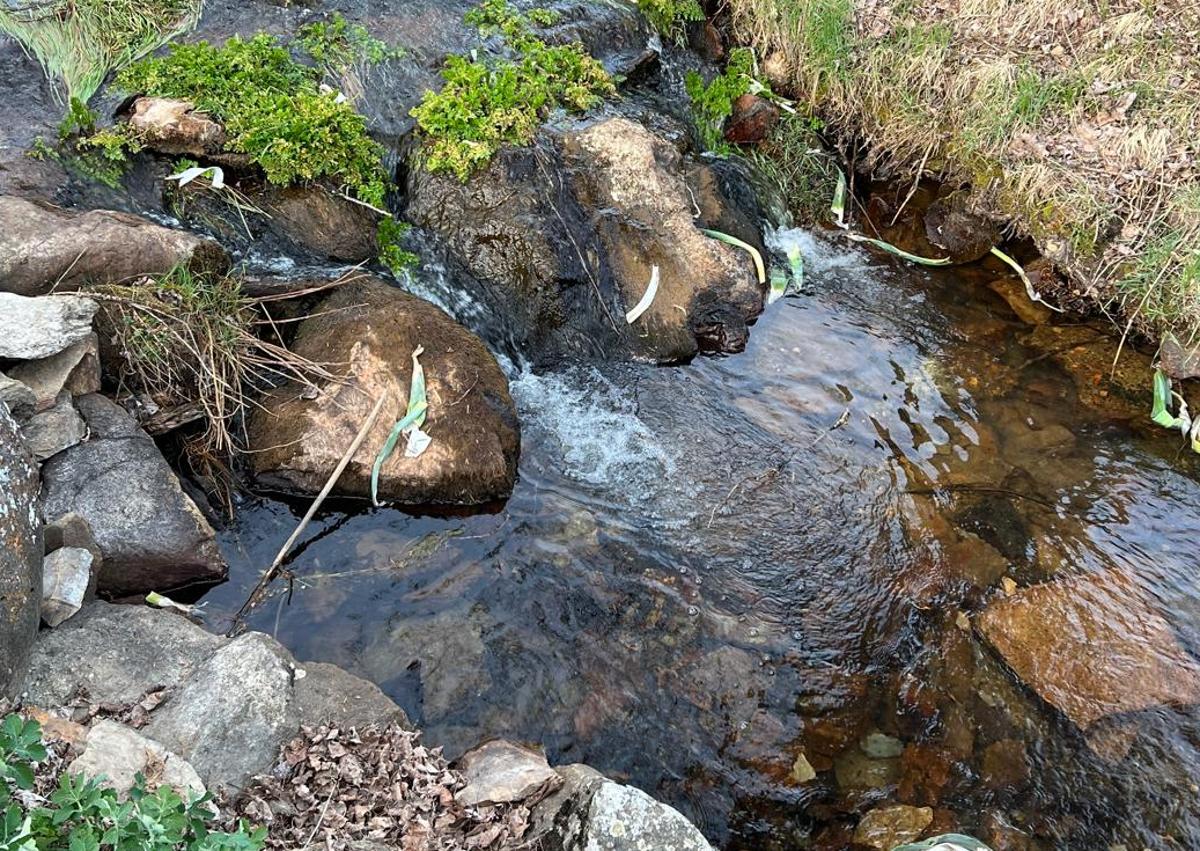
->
[295,12,403,71]
[637,0,705,45]
[1,713,265,850]
[685,47,766,153]
[115,34,387,205]
[377,218,419,277]
[410,0,614,181]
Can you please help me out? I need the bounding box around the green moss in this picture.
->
[686,47,766,154]
[296,12,404,71]
[410,0,614,181]
[116,33,387,205]
[636,0,705,44]
[378,218,420,276]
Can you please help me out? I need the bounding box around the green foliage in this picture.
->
[637,0,705,44]
[686,47,764,153]
[1,713,265,851]
[116,34,387,205]
[0,0,202,105]
[752,111,840,225]
[411,0,614,181]
[295,12,403,71]
[378,218,419,276]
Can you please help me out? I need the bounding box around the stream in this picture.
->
[202,229,1200,850]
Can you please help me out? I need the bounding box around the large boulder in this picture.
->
[0,293,97,360]
[144,633,299,794]
[975,569,1200,731]
[40,394,227,597]
[0,403,41,698]
[406,115,766,364]
[530,764,714,851]
[0,197,228,296]
[247,278,520,505]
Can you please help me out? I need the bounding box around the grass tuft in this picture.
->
[0,0,201,105]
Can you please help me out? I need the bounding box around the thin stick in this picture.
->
[227,392,388,634]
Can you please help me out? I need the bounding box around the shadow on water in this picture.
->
[203,229,1200,850]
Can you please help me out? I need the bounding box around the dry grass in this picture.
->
[729,0,1200,351]
[90,266,337,461]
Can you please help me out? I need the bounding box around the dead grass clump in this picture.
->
[728,0,1200,351]
[90,266,333,460]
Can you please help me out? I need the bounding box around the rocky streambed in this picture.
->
[4,1,1200,851]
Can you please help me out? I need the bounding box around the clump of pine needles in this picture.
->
[0,0,202,105]
[90,266,335,461]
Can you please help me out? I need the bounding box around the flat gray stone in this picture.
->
[456,739,559,806]
[20,391,86,460]
[40,394,226,596]
[0,293,97,360]
[0,373,36,419]
[23,601,221,706]
[9,333,100,410]
[144,632,298,793]
[70,719,205,798]
[41,546,93,627]
[294,660,409,730]
[0,403,41,698]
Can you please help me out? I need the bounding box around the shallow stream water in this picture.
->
[203,229,1200,850]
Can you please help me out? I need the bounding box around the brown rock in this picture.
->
[988,275,1053,324]
[126,97,225,157]
[248,278,520,505]
[980,738,1029,792]
[0,197,227,296]
[455,739,560,806]
[724,93,780,145]
[1160,335,1200,380]
[852,804,933,850]
[898,744,954,806]
[975,569,1200,730]
[261,185,379,262]
[925,193,1002,264]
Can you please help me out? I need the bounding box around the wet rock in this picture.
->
[41,395,225,596]
[23,602,221,706]
[989,275,1053,324]
[861,731,905,759]
[294,661,410,730]
[791,751,818,783]
[980,738,1029,793]
[19,392,86,461]
[248,278,519,505]
[564,117,764,361]
[924,194,1001,264]
[724,93,779,144]
[0,197,228,296]
[852,804,933,850]
[1160,335,1200,380]
[41,546,94,627]
[9,333,101,411]
[897,744,955,806]
[1023,324,1147,422]
[144,632,298,793]
[530,763,714,851]
[70,719,205,798]
[975,569,1200,731]
[126,97,226,157]
[0,404,41,698]
[0,293,97,360]
[261,184,378,263]
[833,747,901,791]
[0,374,37,419]
[456,739,561,806]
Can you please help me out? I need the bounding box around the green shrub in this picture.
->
[0,713,265,850]
[410,0,614,181]
[115,33,387,205]
[637,0,705,44]
[377,218,419,276]
[295,12,402,71]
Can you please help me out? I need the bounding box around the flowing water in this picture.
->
[203,229,1200,850]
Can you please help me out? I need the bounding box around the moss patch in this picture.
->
[637,0,705,44]
[410,0,614,181]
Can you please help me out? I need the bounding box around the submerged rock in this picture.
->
[924,193,1001,264]
[852,804,934,850]
[293,661,410,731]
[0,293,97,361]
[40,394,226,597]
[248,278,519,506]
[0,196,227,296]
[975,569,1200,731]
[0,403,41,698]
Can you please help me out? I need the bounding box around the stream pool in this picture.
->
[203,229,1200,850]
